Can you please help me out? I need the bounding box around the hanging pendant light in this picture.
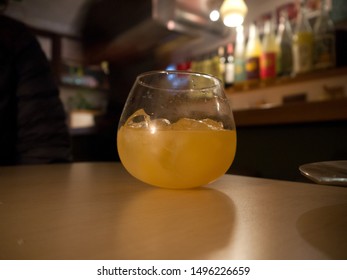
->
[220,0,248,27]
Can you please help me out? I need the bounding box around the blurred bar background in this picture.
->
[4,0,347,181]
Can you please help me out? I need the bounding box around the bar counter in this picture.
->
[227,67,347,127]
[233,98,347,127]
[1,162,347,260]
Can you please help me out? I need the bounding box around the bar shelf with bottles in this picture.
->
[171,0,346,95]
[235,0,344,92]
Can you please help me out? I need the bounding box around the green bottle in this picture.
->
[313,0,336,70]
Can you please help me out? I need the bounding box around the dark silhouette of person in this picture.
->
[0,4,71,165]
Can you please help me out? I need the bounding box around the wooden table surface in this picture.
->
[1,162,346,260]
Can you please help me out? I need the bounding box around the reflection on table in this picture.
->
[0,163,346,259]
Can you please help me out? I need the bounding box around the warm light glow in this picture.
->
[167,20,175,30]
[220,0,248,27]
[149,125,157,134]
[209,10,220,21]
[223,14,244,27]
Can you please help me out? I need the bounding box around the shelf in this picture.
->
[226,67,347,95]
[60,82,109,92]
[70,127,98,136]
[233,98,347,127]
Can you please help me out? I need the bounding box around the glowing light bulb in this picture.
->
[220,0,248,27]
[209,10,220,21]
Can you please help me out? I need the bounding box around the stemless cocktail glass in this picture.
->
[117,70,236,189]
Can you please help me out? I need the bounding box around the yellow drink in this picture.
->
[117,118,236,189]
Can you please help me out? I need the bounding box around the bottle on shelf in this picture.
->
[224,43,235,87]
[313,0,336,70]
[218,46,226,84]
[245,22,262,86]
[260,17,278,81]
[276,10,294,77]
[191,55,203,73]
[201,54,211,75]
[234,25,246,87]
[177,60,192,71]
[292,0,313,75]
[210,50,223,81]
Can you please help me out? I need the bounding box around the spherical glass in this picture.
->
[117,70,237,189]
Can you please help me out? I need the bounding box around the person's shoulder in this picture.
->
[0,15,35,49]
[0,14,28,31]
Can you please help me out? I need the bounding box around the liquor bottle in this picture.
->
[313,0,336,70]
[260,18,278,80]
[234,25,246,87]
[225,43,235,87]
[245,23,262,85]
[218,46,226,84]
[191,55,203,73]
[292,0,313,74]
[201,54,211,75]
[276,10,293,77]
[210,50,223,81]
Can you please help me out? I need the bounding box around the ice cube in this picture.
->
[125,109,151,128]
[200,118,224,130]
[150,118,171,128]
[171,118,224,130]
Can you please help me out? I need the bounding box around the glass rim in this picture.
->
[136,70,222,92]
